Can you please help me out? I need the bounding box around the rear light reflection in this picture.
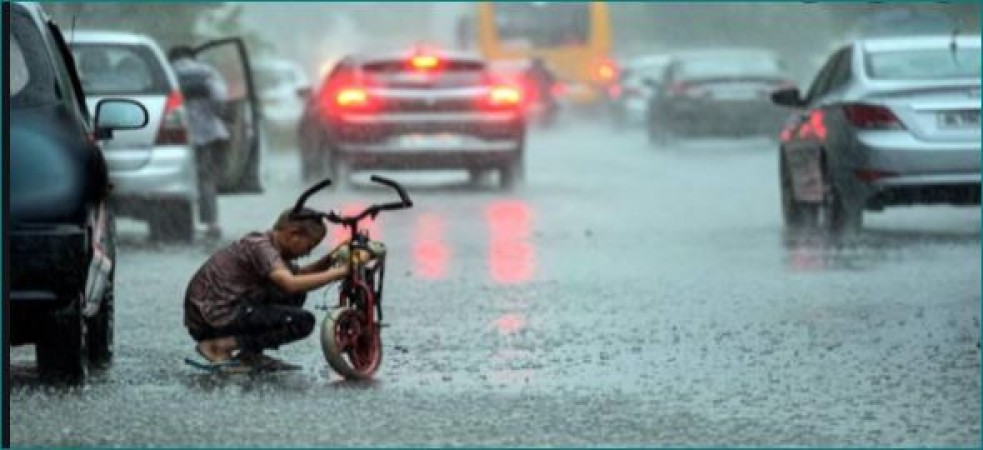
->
[488,85,521,107]
[486,201,535,285]
[854,169,897,182]
[413,213,449,280]
[336,88,369,108]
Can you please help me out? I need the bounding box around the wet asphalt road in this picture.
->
[9,121,981,447]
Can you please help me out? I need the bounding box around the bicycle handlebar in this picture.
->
[290,175,413,227]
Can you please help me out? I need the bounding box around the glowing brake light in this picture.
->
[411,55,440,70]
[336,88,369,107]
[595,60,617,83]
[488,85,521,107]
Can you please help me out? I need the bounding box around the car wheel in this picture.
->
[149,199,194,243]
[781,154,818,229]
[499,158,523,190]
[820,163,862,233]
[37,295,87,384]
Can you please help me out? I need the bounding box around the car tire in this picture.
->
[780,154,818,229]
[499,157,524,190]
[149,199,194,243]
[37,296,87,384]
[820,162,862,233]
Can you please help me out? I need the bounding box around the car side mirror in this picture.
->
[770,87,804,108]
[296,87,312,98]
[93,99,149,140]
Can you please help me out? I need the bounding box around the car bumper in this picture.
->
[854,133,981,207]
[338,142,521,170]
[662,99,786,134]
[108,145,198,202]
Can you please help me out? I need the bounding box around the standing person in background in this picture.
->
[169,46,227,240]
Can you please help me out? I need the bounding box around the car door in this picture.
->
[192,38,262,193]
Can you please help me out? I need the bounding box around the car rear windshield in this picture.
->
[362,59,486,89]
[10,7,58,108]
[865,47,981,80]
[71,43,170,95]
[679,56,785,80]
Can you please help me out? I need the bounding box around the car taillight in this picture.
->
[843,103,904,130]
[484,85,522,110]
[594,60,617,83]
[336,88,369,107]
[411,55,440,71]
[155,91,188,145]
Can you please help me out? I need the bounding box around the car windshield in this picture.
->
[9,7,58,108]
[71,44,170,95]
[866,47,982,80]
[495,2,589,49]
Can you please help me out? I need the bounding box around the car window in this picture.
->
[71,44,170,95]
[678,55,783,80]
[804,47,849,104]
[10,38,30,96]
[9,8,58,108]
[865,47,981,80]
[362,60,487,89]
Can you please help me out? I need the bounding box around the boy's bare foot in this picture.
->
[196,337,237,363]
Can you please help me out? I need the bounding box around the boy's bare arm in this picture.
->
[297,253,335,275]
[269,265,347,294]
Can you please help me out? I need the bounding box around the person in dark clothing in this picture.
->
[524,57,559,122]
[184,208,361,369]
[169,45,227,240]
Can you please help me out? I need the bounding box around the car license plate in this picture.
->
[938,110,980,128]
[396,134,465,150]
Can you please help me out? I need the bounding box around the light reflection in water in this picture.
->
[485,200,536,285]
[413,213,449,280]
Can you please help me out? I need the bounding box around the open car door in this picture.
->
[192,38,263,194]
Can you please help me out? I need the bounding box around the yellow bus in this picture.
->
[463,2,615,106]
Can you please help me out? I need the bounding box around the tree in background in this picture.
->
[45,2,273,57]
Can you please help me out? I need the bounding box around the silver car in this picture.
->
[70,31,198,241]
[772,35,981,232]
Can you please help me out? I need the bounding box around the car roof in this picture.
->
[68,30,161,48]
[670,48,779,62]
[858,34,982,52]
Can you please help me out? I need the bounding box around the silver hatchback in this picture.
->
[70,31,198,241]
[772,35,981,232]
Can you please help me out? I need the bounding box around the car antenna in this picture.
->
[70,12,78,43]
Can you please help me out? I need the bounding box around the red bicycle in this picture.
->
[290,175,413,380]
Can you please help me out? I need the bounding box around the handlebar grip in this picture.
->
[292,178,332,214]
[369,175,413,207]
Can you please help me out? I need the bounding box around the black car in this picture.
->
[646,49,795,146]
[9,2,149,383]
[297,50,526,189]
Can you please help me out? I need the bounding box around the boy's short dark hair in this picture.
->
[274,208,327,239]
